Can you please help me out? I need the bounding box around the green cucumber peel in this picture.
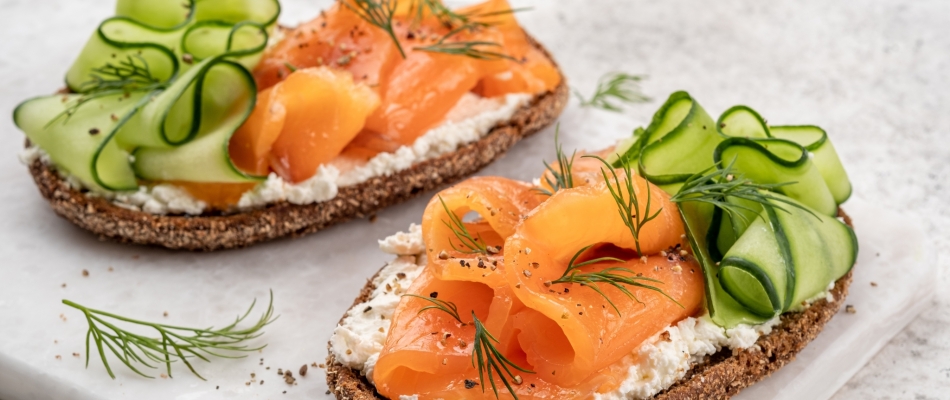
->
[17,0,278,191]
[769,125,852,203]
[713,137,837,217]
[681,191,856,328]
[617,91,723,193]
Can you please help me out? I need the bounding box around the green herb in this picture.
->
[345,0,525,60]
[439,195,488,254]
[548,245,682,315]
[670,160,817,223]
[584,155,662,255]
[283,61,298,72]
[415,37,514,60]
[63,291,277,380]
[575,72,649,112]
[406,294,533,399]
[341,0,407,58]
[536,126,575,196]
[47,55,166,127]
[403,294,462,322]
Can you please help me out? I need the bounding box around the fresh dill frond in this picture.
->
[439,195,488,254]
[536,126,575,196]
[415,39,514,60]
[471,311,534,400]
[408,293,533,400]
[584,155,662,255]
[575,72,649,112]
[63,291,277,380]
[403,294,462,323]
[47,55,166,127]
[670,160,817,224]
[548,245,682,315]
[414,25,515,60]
[341,0,407,58]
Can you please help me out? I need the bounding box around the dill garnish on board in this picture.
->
[405,294,534,400]
[575,72,649,112]
[63,291,277,379]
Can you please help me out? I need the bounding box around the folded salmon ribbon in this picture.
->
[374,166,706,399]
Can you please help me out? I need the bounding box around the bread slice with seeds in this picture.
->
[324,211,855,400]
[24,33,568,252]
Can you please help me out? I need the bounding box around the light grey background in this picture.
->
[0,0,947,398]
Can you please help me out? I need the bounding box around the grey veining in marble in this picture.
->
[0,0,947,398]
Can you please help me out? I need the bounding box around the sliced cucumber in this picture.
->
[14,93,143,190]
[719,193,856,319]
[717,105,770,139]
[133,59,259,182]
[770,125,852,203]
[678,201,769,326]
[18,0,279,192]
[619,91,721,193]
[714,137,838,217]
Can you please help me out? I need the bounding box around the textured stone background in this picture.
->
[0,0,946,398]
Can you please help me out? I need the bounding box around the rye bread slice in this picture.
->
[325,210,856,400]
[24,32,568,251]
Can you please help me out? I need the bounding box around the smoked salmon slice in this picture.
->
[230,66,379,183]
[375,172,704,399]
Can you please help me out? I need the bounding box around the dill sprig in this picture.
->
[472,311,533,400]
[548,245,682,315]
[584,155,662,255]
[439,195,488,254]
[536,126,575,196]
[670,160,817,224]
[344,0,524,60]
[415,39,513,60]
[403,294,462,322]
[575,72,649,112]
[63,291,277,380]
[47,55,166,127]
[341,0,407,58]
[406,294,533,400]
[414,26,515,60]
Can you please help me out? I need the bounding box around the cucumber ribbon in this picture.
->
[614,91,857,327]
[14,0,280,191]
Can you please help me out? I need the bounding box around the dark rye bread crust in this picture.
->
[25,33,568,251]
[325,210,855,400]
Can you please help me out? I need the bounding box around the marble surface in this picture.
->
[0,0,947,399]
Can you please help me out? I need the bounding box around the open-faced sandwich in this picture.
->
[15,0,566,250]
[326,91,856,399]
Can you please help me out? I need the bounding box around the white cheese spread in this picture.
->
[328,227,428,384]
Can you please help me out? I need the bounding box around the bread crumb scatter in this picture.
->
[845,305,856,314]
[299,364,308,376]
[82,269,89,277]
[870,282,878,287]
[55,355,61,360]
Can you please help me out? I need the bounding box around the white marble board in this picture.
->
[0,0,944,399]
